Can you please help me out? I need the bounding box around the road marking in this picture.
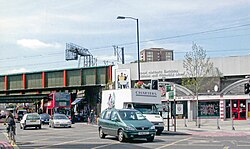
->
[155,137,192,149]
[173,144,223,147]
[35,137,96,149]
[3,132,19,149]
[237,145,250,147]
[223,146,229,149]
[91,141,120,149]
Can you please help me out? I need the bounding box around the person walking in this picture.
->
[5,111,16,144]
[90,110,95,124]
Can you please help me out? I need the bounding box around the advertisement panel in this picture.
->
[115,69,131,89]
[176,103,183,115]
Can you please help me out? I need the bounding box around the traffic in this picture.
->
[0,88,166,146]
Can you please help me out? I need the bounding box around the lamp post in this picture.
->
[117,16,140,81]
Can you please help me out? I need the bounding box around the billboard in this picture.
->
[115,69,131,89]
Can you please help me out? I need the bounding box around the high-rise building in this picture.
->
[140,48,173,62]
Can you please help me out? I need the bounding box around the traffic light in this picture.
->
[151,80,158,90]
[244,83,250,94]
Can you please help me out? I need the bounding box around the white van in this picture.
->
[101,88,164,135]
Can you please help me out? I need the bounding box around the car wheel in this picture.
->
[147,136,154,142]
[118,129,126,142]
[156,130,162,135]
[99,128,106,139]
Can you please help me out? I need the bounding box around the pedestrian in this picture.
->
[90,110,95,124]
[5,111,16,136]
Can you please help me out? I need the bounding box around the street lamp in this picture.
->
[117,16,140,81]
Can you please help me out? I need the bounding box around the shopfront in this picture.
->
[198,100,220,118]
[232,99,246,120]
[225,99,248,120]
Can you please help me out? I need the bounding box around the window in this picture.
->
[101,111,106,119]
[111,111,119,121]
[27,114,40,120]
[104,110,112,120]
[118,111,146,120]
[147,51,153,55]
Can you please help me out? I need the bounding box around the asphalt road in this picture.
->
[6,123,250,149]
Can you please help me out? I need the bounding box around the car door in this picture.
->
[109,111,120,136]
[102,110,112,135]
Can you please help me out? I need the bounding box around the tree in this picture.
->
[182,43,222,127]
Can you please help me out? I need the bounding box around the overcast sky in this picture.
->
[1,0,250,75]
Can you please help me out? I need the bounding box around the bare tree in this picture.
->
[182,43,222,127]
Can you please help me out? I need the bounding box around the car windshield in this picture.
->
[54,115,68,120]
[40,114,50,119]
[18,111,26,114]
[27,114,40,120]
[54,108,71,117]
[133,104,159,114]
[118,111,146,120]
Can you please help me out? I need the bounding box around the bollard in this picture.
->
[232,117,235,130]
[184,116,187,127]
[217,117,220,129]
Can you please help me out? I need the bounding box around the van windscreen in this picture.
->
[133,104,159,114]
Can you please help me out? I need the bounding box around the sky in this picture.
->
[1,0,250,75]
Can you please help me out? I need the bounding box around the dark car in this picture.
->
[17,110,27,121]
[40,113,51,124]
[98,108,156,142]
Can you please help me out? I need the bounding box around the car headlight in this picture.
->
[150,125,155,130]
[158,122,164,126]
[67,121,71,124]
[125,126,136,131]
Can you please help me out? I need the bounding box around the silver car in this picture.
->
[20,113,42,130]
[49,114,71,128]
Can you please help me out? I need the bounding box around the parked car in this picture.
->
[20,113,42,130]
[98,108,156,142]
[49,114,71,128]
[40,113,51,124]
[17,109,27,121]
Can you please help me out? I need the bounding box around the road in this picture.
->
[2,123,250,149]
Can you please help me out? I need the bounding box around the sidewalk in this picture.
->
[0,124,14,149]
[163,118,250,136]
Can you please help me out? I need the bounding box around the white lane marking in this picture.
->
[91,141,120,149]
[156,137,192,149]
[35,137,97,149]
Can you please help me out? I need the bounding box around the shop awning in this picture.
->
[72,98,83,105]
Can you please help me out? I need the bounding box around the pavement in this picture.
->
[163,118,250,136]
[0,124,15,149]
